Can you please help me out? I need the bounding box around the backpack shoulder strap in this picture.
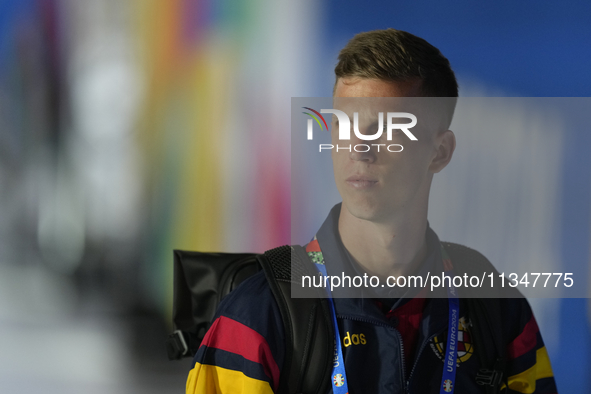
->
[441,242,512,393]
[258,245,333,394]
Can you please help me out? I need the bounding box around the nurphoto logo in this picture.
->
[302,107,418,153]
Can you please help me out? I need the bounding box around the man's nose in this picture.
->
[348,132,377,163]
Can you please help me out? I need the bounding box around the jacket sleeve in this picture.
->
[186,272,285,394]
[503,300,558,394]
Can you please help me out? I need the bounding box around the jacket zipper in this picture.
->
[338,315,407,391]
[405,331,444,393]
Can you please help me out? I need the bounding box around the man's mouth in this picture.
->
[345,175,378,189]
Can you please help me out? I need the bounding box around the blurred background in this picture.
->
[0,0,589,393]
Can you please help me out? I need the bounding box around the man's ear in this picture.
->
[429,130,456,173]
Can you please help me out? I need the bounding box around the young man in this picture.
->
[186,29,557,394]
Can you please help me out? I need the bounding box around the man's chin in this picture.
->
[342,201,391,223]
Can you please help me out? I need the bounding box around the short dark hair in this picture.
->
[335,29,458,97]
[334,29,458,128]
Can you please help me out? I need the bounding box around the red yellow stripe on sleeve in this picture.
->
[201,316,280,385]
[507,315,539,359]
[503,314,556,393]
[186,316,280,393]
[187,363,275,394]
[503,346,554,394]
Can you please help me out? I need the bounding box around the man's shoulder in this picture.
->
[214,270,281,325]
[188,271,286,393]
[443,242,536,343]
[441,242,538,341]
[198,270,287,369]
[441,241,498,274]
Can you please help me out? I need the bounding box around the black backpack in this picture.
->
[166,243,516,394]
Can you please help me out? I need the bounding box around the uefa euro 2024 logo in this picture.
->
[302,107,417,153]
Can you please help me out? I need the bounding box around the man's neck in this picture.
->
[338,205,428,280]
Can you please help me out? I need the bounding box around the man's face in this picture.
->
[332,77,445,223]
